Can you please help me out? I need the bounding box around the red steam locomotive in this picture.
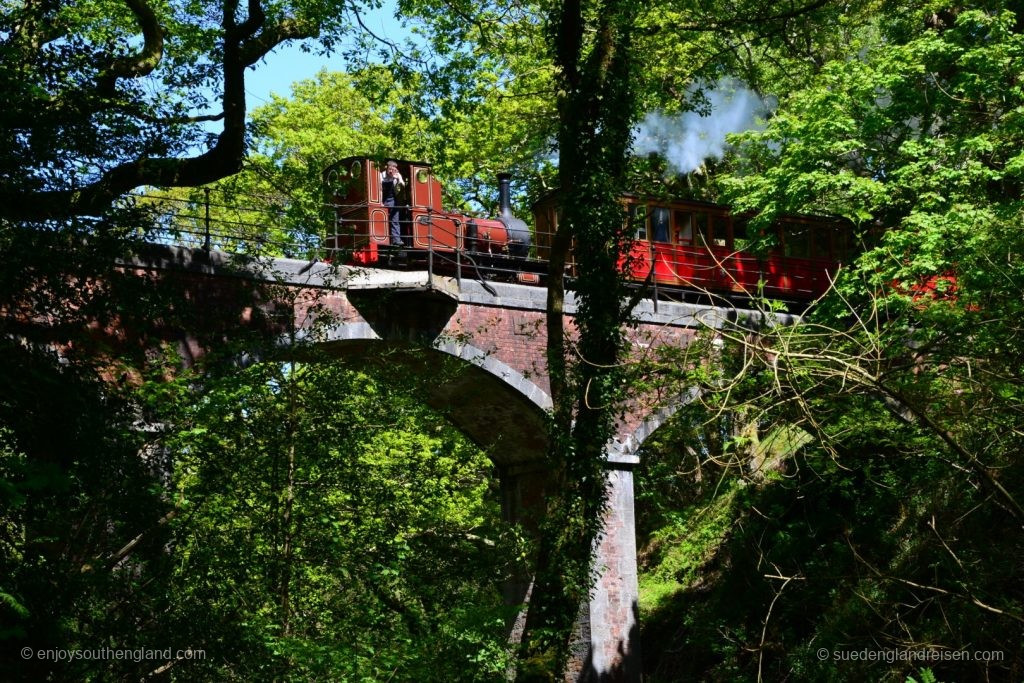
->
[324,156,850,303]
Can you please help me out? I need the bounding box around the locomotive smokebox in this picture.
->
[497,173,531,257]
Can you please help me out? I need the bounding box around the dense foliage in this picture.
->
[5,0,1024,679]
[161,358,523,681]
[633,1,1024,680]
[1,308,525,680]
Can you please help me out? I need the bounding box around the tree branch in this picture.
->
[647,0,833,34]
[239,18,320,66]
[96,0,166,95]
[0,4,328,220]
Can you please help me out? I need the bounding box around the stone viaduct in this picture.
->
[130,245,793,682]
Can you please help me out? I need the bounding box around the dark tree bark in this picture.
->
[0,0,322,222]
[516,0,639,678]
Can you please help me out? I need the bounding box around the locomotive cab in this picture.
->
[323,156,448,263]
[323,155,536,273]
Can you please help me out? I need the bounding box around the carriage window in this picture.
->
[675,211,693,244]
[784,225,810,258]
[652,206,670,242]
[694,212,711,247]
[630,204,647,240]
[713,216,729,247]
[811,226,831,259]
[733,218,750,250]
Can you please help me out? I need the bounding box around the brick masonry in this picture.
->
[129,246,800,682]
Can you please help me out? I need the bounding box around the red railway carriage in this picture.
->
[534,193,850,301]
[322,156,510,264]
[324,155,851,304]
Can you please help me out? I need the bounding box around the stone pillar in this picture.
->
[500,461,641,683]
[585,464,641,681]
[499,464,549,645]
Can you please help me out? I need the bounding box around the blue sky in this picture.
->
[244,3,410,111]
[244,44,341,109]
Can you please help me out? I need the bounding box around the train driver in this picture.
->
[381,159,407,247]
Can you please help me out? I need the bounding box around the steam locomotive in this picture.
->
[323,156,850,303]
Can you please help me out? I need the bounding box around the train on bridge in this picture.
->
[323,156,852,305]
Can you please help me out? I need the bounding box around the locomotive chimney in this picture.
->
[497,173,513,219]
[495,172,532,257]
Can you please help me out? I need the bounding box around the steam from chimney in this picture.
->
[632,79,774,175]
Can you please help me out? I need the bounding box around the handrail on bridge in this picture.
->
[132,187,826,303]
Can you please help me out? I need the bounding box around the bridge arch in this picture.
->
[281,284,710,682]
[284,315,558,666]
[302,319,554,470]
[294,315,650,680]
[318,319,553,410]
[608,387,702,463]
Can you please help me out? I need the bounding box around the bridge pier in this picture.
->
[585,464,641,681]
[500,461,641,682]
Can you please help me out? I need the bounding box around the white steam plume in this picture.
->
[633,79,774,174]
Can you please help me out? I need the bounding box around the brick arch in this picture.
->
[608,387,702,463]
[306,319,552,658]
[301,320,553,469]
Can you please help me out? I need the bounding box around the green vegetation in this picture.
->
[161,359,523,681]
[3,0,1024,679]
[1,317,526,680]
[637,396,1023,681]
[628,2,1024,679]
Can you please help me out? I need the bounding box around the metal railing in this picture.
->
[137,189,321,257]
[131,187,834,303]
